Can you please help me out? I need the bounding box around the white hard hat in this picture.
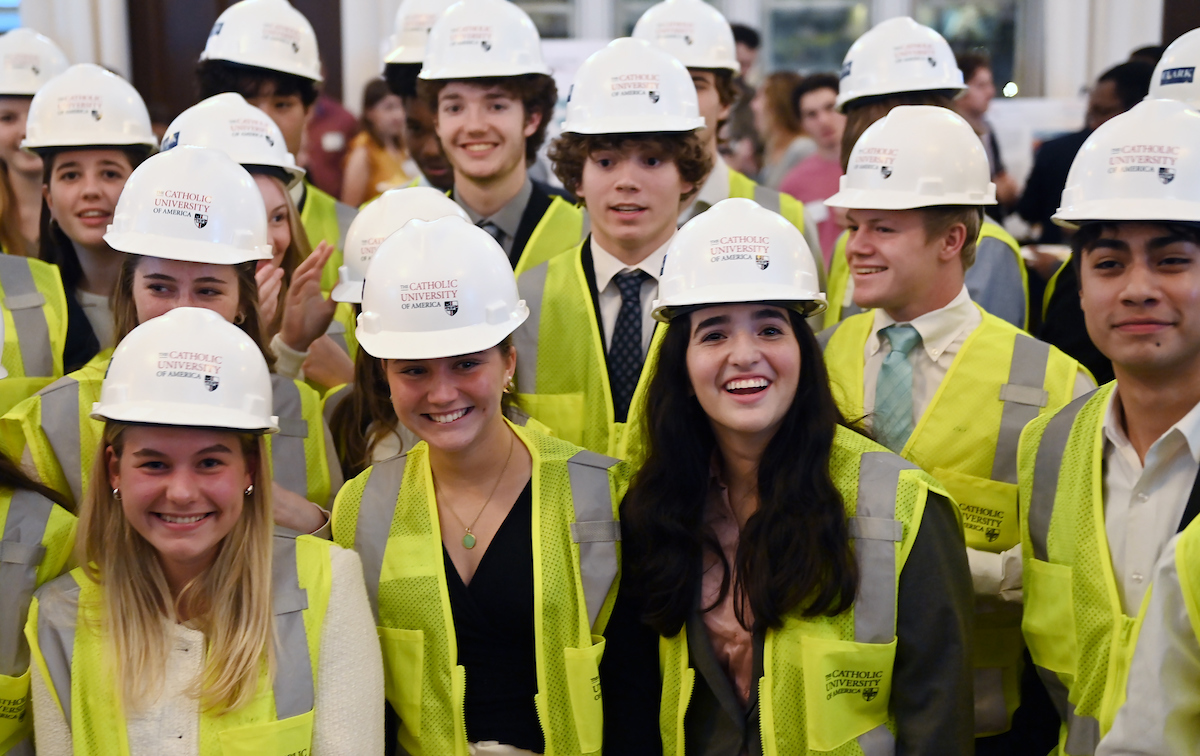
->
[654,197,825,320]
[631,0,738,73]
[1054,98,1200,227]
[200,0,323,83]
[161,93,305,189]
[357,216,529,359]
[419,0,550,81]
[826,105,996,210]
[384,0,458,66]
[22,63,155,152]
[835,17,965,112]
[1149,28,1200,109]
[333,186,470,303]
[92,307,278,433]
[104,146,273,264]
[0,29,69,96]
[561,38,705,135]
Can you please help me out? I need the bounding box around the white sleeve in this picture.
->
[1097,535,1200,755]
[311,546,385,756]
[270,333,308,381]
[30,655,73,756]
[966,544,1023,603]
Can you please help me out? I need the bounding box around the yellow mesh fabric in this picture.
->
[291,379,333,506]
[824,231,852,329]
[300,181,348,295]
[659,634,688,756]
[0,257,68,379]
[1176,519,1200,645]
[513,198,584,277]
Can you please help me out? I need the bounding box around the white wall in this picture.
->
[21,0,130,78]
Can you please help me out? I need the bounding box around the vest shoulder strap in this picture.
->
[36,376,83,505]
[991,329,1053,484]
[0,489,55,673]
[565,449,621,631]
[270,533,316,718]
[269,375,311,499]
[850,451,918,644]
[322,383,350,429]
[32,571,82,727]
[513,256,557,392]
[0,255,53,377]
[1027,390,1101,561]
[816,319,844,351]
[356,454,409,622]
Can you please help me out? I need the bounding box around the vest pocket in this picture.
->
[563,635,605,754]
[797,634,896,751]
[0,667,31,746]
[216,708,314,755]
[1022,559,1076,676]
[513,393,585,447]
[379,626,425,736]
[932,467,1019,552]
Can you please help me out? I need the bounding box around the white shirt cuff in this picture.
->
[271,333,308,381]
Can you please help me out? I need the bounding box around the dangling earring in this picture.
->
[503,375,514,394]
[244,484,254,497]
[112,488,121,501]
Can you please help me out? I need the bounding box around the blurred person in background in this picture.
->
[780,72,846,263]
[302,89,359,199]
[955,51,1019,211]
[752,70,815,190]
[341,78,413,207]
[731,23,761,88]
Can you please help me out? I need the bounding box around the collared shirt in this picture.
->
[591,235,668,355]
[1096,533,1200,756]
[456,176,534,259]
[1102,391,1200,613]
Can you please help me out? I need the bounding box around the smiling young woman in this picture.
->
[619,197,974,755]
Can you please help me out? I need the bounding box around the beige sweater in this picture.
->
[32,546,384,755]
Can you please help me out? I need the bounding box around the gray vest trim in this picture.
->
[271,534,315,718]
[750,183,781,214]
[38,377,82,505]
[356,455,408,623]
[0,255,52,376]
[1035,665,1100,754]
[0,489,52,674]
[1028,392,1094,562]
[566,449,621,630]
[816,320,844,352]
[270,375,310,497]
[36,573,81,728]
[856,722,895,756]
[514,261,550,393]
[990,335,1052,484]
[852,452,912,645]
[322,384,349,429]
[334,200,358,251]
[325,318,348,355]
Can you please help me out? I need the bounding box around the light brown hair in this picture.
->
[416,74,557,164]
[920,205,983,270]
[548,132,712,207]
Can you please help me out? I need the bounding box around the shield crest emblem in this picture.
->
[204,375,220,391]
[755,254,769,270]
[880,166,892,179]
[863,688,878,702]
[195,213,208,229]
[444,300,459,316]
[985,528,1000,543]
[1160,166,1176,184]
[648,90,660,103]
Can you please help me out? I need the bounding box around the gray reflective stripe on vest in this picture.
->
[1029,392,1093,562]
[850,451,910,645]
[856,722,895,756]
[326,318,348,355]
[271,534,315,718]
[0,255,52,376]
[270,375,310,497]
[7,736,34,755]
[566,450,621,630]
[37,573,80,728]
[39,377,83,504]
[334,200,357,250]
[750,183,781,214]
[514,261,549,392]
[580,209,591,241]
[356,455,408,622]
[990,335,1052,485]
[323,384,350,429]
[1035,665,1101,754]
[816,320,844,352]
[0,489,51,674]
[503,404,537,428]
[842,301,866,321]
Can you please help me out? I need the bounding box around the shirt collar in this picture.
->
[868,286,976,361]
[591,233,672,293]
[1104,388,1200,465]
[457,176,533,240]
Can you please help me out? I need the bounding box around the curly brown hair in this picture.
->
[549,132,713,207]
[416,74,557,164]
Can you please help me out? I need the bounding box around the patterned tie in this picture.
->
[478,219,506,248]
[873,324,922,453]
[608,269,651,423]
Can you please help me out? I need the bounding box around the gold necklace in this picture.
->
[442,431,515,549]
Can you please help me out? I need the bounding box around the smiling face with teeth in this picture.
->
[45,148,134,252]
[435,82,541,188]
[685,304,800,443]
[107,425,255,591]
[384,342,517,454]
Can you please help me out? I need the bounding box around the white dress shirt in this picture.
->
[590,236,668,355]
[1102,392,1200,614]
[1097,534,1200,756]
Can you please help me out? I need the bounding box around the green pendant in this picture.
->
[463,532,477,549]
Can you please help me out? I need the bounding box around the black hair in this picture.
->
[730,23,760,50]
[955,50,992,83]
[622,308,862,635]
[1071,221,1200,274]
[384,62,421,101]
[1097,60,1156,111]
[792,72,840,120]
[196,59,319,108]
[1129,45,1166,66]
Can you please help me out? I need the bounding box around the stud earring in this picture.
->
[503,375,514,394]
[112,488,121,501]
[244,484,254,497]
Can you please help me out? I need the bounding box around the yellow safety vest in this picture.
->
[0,487,75,755]
[0,255,70,417]
[511,240,659,461]
[300,179,358,295]
[659,426,944,756]
[0,357,342,510]
[1019,384,1140,755]
[820,308,1086,735]
[513,196,585,277]
[823,222,1029,331]
[25,534,333,755]
[331,421,629,756]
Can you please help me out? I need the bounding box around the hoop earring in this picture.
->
[112,488,121,501]
[234,311,246,325]
[244,484,254,497]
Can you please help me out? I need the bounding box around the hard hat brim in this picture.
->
[104,232,274,265]
[90,402,280,434]
[356,311,529,361]
[331,278,365,304]
[652,289,827,323]
[561,116,707,135]
[835,85,968,113]
[1053,198,1200,229]
[825,186,997,210]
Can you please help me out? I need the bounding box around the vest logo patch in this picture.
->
[825,669,884,702]
[1161,66,1196,85]
[962,504,1005,539]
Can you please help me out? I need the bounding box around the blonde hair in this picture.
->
[77,421,276,714]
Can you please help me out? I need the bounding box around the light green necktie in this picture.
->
[874,324,922,453]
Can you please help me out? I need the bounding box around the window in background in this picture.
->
[514,0,574,38]
[915,0,1019,95]
[0,0,19,32]
[764,1,870,75]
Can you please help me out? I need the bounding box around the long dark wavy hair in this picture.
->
[622,308,861,636]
